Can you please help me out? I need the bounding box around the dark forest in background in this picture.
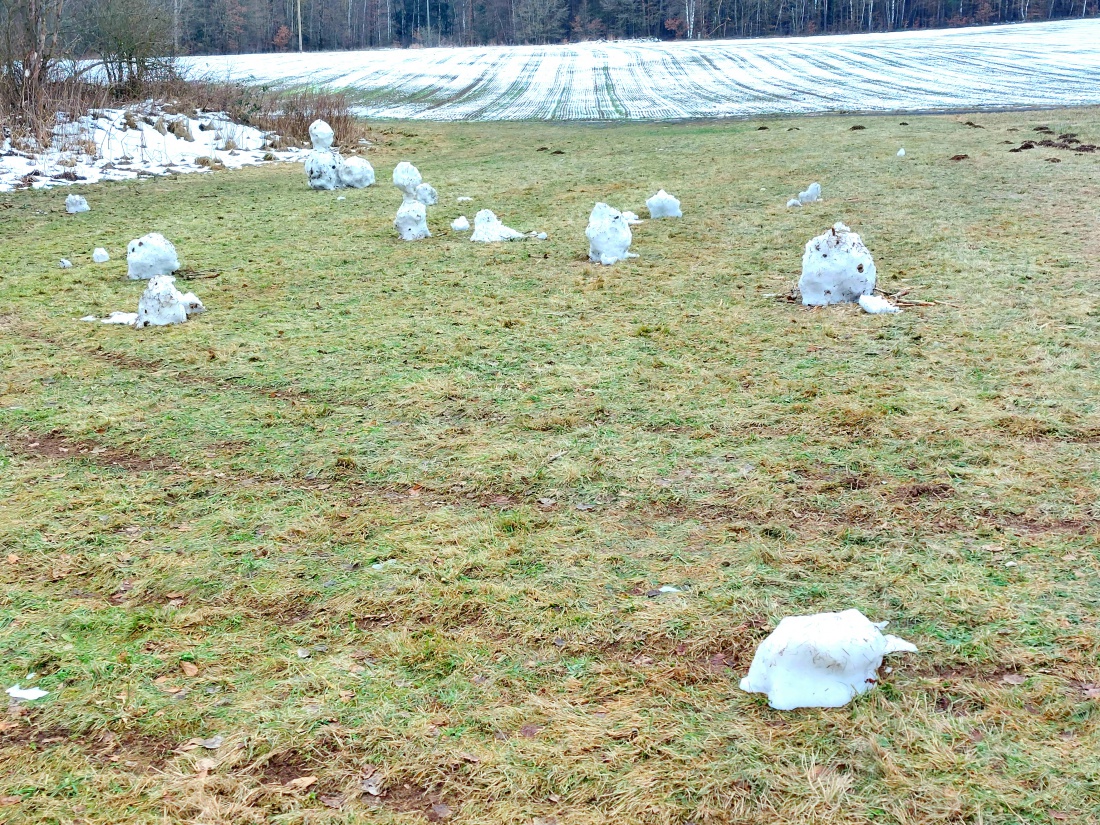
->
[168,0,1097,52]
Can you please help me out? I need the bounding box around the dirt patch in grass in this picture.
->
[4,430,177,473]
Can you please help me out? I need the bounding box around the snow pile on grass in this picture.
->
[65,194,90,213]
[415,182,438,205]
[0,104,302,193]
[788,181,821,207]
[339,156,375,188]
[586,203,635,265]
[799,222,876,305]
[646,190,681,218]
[127,233,180,280]
[859,294,902,314]
[93,248,110,263]
[471,209,524,242]
[305,148,342,190]
[134,276,205,328]
[393,161,430,240]
[451,215,470,231]
[739,609,917,710]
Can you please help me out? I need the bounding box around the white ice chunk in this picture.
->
[339,156,375,188]
[134,275,204,328]
[394,200,430,241]
[787,199,802,208]
[337,196,346,201]
[586,202,635,265]
[622,210,643,224]
[534,231,548,240]
[415,182,438,206]
[65,194,89,213]
[102,311,138,325]
[858,294,902,314]
[6,685,48,701]
[799,222,876,306]
[456,196,473,203]
[451,215,470,231]
[80,315,98,321]
[126,232,180,280]
[309,119,335,150]
[393,161,422,198]
[739,609,917,710]
[60,259,73,269]
[93,247,110,263]
[897,148,906,157]
[646,189,682,219]
[305,149,343,190]
[798,182,822,204]
[471,209,524,242]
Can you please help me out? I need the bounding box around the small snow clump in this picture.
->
[586,203,635,265]
[66,194,90,213]
[897,148,906,157]
[60,259,73,269]
[739,609,917,710]
[858,294,902,314]
[456,196,473,203]
[127,233,180,280]
[471,209,524,242]
[415,182,438,206]
[799,222,876,306]
[451,216,470,232]
[394,200,430,241]
[134,275,205,328]
[646,189,682,219]
[622,211,643,225]
[798,182,822,204]
[93,248,110,263]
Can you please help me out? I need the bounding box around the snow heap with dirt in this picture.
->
[799,222,876,305]
[586,203,635,265]
[0,104,301,192]
[66,194,90,213]
[646,189,682,218]
[787,181,822,208]
[739,609,918,710]
[127,233,180,280]
[415,182,438,205]
[134,276,205,328]
[393,161,430,240]
[304,118,342,190]
[471,209,524,242]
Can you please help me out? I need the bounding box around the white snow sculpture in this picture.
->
[859,294,902,314]
[392,162,429,240]
[415,182,438,206]
[586,203,634,265]
[394,200,430,241]
[134,275,205,328]
[622,211,643,225]
[646,189,682,219]
[799,222,876,306]
[339,156,375,188]
[451,216,470,232]
[393,161,422,198]
[60,259,73,269]
[308,119,335,150]
[66,194,90,214]
[739,609,917,710]
[305,149,343,191]
[798,182,822,204]
[897,148,906,157]
[93,248,110,263]
[471,209,524,243]
[127,233,180,280]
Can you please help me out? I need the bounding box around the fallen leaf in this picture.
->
[428,803,453,821]
[201,735,224,749]
[1001,674,1027,686]
[519,724,541,738]
[194,757,217,777]
[285,776,317,791]
[459,752,479,763]
[320,794,344,809]
[180,661,199,677]
[0,795,22,805]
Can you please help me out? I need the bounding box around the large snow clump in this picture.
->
[127,233,180,280]
[586,203,635,265]
[799,222,876,305]
[392,162,430,240]
[134,275,205,328]
[66,194,90,213]
[415,182,438,205]
[739,609,917,710]
[339,156,375,188]
[471,209,524,242]
[646,189,681,219]
[305,149,342,190]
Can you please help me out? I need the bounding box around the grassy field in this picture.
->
[1,109,1098,825]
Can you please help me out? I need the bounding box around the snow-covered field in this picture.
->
[0,106,302,192]
[182,20,1100,121]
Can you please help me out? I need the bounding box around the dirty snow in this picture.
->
[739,609,917,710]
[60,259,73,269]
[0,104,301,192]
[127,233,180,280]
[799,222,876,306]
[415,182,438,206]
[305,148,342,190]
[135,276,205,327]
[470,209,524,242]
[180,20,1100,121]
[6,685,49,701]
[586,203,635,265]
[646,190,682,219]
[395,200,430,240]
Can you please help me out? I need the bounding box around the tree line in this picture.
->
[172,0,1095,52]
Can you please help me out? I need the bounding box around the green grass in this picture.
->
[1,110,1098,825]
